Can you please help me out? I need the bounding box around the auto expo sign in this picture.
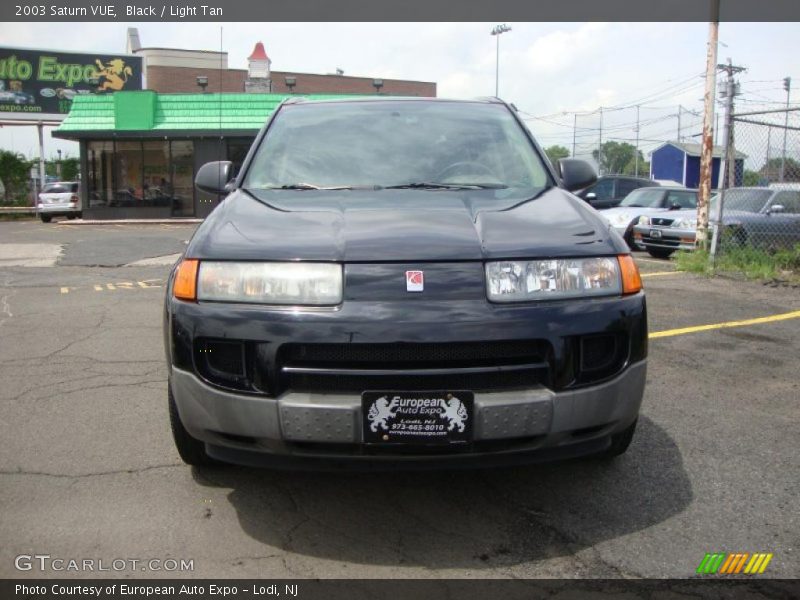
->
[0,47,142,117]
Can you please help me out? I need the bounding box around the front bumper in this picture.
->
[170,360,646,467]
[633,224,696,252]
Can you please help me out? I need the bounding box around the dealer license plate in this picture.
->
[362,391,474,444]
[650,229,662,238]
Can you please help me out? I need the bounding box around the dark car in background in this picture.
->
[576,175,661,209]
[164,97,647,469]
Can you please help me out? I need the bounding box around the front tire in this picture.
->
[40,214,52,223]
[647,248,674,259]
[169,383,217,466]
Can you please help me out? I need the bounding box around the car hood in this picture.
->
[187,187,627,262]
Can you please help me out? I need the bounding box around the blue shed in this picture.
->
[649,141,746,189]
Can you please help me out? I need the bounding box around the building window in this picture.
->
[113,141,144,207]
[171,141,194,217]
[87,141,114,208]
[143,141,171,207]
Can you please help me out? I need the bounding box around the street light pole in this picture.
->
[780,76,791,182]
[490,24,511,98]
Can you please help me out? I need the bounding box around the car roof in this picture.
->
[282,96,506,107]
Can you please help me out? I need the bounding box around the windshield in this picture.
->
[620,188,665,208]
[718,189,772,213]
[42,183,78,193]
[243,101,551,198]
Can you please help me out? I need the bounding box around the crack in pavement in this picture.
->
[0,463,183,479]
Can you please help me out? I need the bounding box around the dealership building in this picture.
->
[9,29,436,219]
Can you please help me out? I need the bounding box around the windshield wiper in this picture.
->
[384,182,508,190]
[264,183,367,191]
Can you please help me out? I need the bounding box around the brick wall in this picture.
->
[146,66,247,93]
[272,71,436,97]
[146,65,436,97]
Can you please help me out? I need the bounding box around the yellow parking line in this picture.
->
[650,310,800,339]
[641,270,684,278]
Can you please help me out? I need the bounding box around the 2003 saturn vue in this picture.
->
[163,97,647,468]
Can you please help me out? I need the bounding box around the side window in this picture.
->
[587,178,614,199]
[773,191,800,214]
[666,191,697,209]
[617,179,642,198]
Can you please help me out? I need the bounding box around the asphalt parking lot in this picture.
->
[0,219,798,580]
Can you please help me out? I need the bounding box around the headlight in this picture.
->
[609,213,632,227]
[196,261,342,305]
[672,218,697,229]
[486,258,623,302]
[637,215,651,226]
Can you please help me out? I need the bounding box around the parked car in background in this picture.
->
[576,175,660,209]
[633,187,800,258]
[164,96,647,469]
[599,187,697,247]
[37,182,82,222]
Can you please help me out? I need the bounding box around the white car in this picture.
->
[37,182,82,222]
[599,187,697,248]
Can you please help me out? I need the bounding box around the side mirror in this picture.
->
[559,158,597,192]
[585,192,597,201]
[767,204,785,214]
[195,161,234,195]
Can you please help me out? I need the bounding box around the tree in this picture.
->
[544,145,570,166]
[62,157,80,181]
[758,157,800,182]
[743,169,761,186]
[0,150,32,204]
[592,141,643,175]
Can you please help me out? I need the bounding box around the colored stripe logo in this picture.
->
[697,553,773,574]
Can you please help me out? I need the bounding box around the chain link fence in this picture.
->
[710,108,800,276]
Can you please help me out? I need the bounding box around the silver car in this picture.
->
[37,182,82,223]
[599,187,697,248]
[634,188,800,258]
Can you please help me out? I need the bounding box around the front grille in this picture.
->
[278,341,552,393]
[651,217,675,226]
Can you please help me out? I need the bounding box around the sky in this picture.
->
[1,21,798,169]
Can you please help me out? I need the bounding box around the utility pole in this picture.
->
[598,107,603,175]
[780,76,791,182]
[572,113,577,157]
[710,58,745,262]
[490,24,511,98]
[634,105,641,177]
[718,59,745,189]
[696,0,720,250]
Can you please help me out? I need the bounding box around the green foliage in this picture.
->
[61,157,80,181]
[0,150,32,203]
[759,157,800,182]
[592,141,645,175]
[675,244,800,282]
[743,169,761,186]
[544,145,570,166]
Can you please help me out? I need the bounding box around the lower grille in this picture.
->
[278,341,552,393]
[641,236,680,247]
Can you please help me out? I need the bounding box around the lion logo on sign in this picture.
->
[440,397,468,432]
[95,59,134,92]
[367,396,399,432]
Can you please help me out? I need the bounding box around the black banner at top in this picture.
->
[0,0,799,22]
[0,47,142,118]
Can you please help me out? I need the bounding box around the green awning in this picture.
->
[54,91,353,138]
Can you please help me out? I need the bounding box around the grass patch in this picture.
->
[675,244,800,282]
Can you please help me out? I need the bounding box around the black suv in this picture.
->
[164,97,647,469]
[577,175,660,209]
